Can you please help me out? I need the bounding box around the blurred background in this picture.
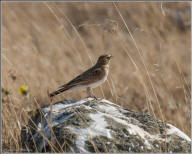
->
[2,2,191,152]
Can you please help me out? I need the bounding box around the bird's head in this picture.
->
[96,54,113,65]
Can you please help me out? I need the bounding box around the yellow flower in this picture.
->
[28,109,37,117]
[19,85,29,96]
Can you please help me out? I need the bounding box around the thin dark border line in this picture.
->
[191,2,192,153]
[0,2,2,153]
[1,1,191,154]
[1,1,191,5]
[2,0,174,1]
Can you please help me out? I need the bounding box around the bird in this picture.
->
[49,54,113,99]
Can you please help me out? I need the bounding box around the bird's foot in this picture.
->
[86,95,98,100]
[92,95,98,100]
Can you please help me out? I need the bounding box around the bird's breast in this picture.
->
[103,66,109,79]
[88,66,109,88]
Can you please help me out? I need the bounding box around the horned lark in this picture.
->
[49,54,113,99]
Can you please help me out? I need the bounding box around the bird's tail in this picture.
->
[49,87,69,97]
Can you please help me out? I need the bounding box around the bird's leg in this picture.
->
[87,87,97,100]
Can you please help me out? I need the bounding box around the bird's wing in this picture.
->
[59,66,95,88]
[59,66,103,88]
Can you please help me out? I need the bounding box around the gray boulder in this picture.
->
[21,98,191,152]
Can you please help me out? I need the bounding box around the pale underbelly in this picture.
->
[69,76,107,91]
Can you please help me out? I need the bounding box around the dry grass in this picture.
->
[2,2,191,152]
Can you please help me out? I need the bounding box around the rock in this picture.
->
[21,98,191,152]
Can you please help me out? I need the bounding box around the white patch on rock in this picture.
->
[99,99,121,107]
[67,112,112,152]
[43,98,94,113]
[144,140,152,150]
[102,112,161,141]
[166,123,191,142]
[96,104,123,117]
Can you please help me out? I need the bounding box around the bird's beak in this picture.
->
[110,55,114,59]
